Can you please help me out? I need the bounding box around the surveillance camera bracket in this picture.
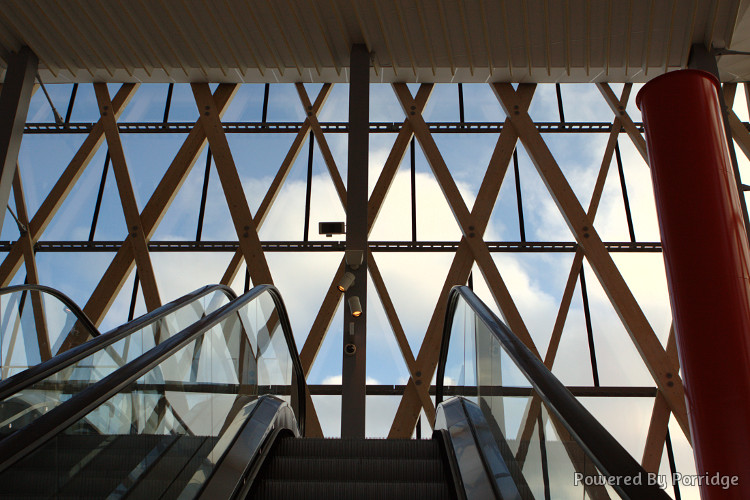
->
[345,249,364,270]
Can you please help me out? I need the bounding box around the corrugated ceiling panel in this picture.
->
[0,0,746,83]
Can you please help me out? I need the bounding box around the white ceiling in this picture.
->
[0,0,748,83]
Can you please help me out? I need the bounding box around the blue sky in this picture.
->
[4,80,750,499]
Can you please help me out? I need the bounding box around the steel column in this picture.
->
[341,44,369,438]
[0,47,37,237]
[638,69,750,498]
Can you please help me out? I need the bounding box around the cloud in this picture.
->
[18,82,704,466]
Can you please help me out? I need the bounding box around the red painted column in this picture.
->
[638,69,750,498]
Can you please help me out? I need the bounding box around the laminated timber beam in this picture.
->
[299,85,436,428]
[94,83,162,312]
[298,84,433,375]
[191,83,272,286]
[81,84,237,326]
[220,83,334,285]
[389,84,536,438]
[514,85,636,454]
[393,82,538,354]
[11,167,51,361]
[597,82,649,163]
[0,83,139,288]
[642,325,680,473]
[492,82,690,439]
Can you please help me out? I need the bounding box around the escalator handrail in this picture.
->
[436,285,669,499]
[0,284,236,401]
[0,284,305,474]
[0,284,100,339]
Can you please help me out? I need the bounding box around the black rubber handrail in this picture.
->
[0,284,236,401]
[436,285,670,500]
[0,284,305,473]
[0,284,100,339]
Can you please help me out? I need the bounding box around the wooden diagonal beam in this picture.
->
[393,82,538,355]
[295,83,346,206]
[596,82,649,163]
[545,85,632,370]
[369,254,436,423]
[94,83,161,312]
[493,82,690,439]
[11,168,51,361]
[298,84,433,377]
[642,325,681,473]
[389,85,535,437]
[299,258,345,374]
[191,83,272,286]
[83,84,238,326]
[304,385,324,437]
[221,84,333,286]
[368,85,433,228]
[728,108,750,161]
[0,83,139,287]
[515,88,633,451]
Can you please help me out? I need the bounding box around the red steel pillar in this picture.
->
[638,69,750,498]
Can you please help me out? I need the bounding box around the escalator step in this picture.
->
[252,480,456,500]
[248,437,458,500]
[273,437,442,460]
[262,456,446,483]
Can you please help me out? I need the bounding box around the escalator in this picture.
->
[0,284,670,499]
[0,284,236,433]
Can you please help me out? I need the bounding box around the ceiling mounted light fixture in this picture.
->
[338,272,356,292]
[348,296,362,318]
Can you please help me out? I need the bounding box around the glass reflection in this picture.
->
[0,287,297,498]
[442,293,620,499]
[0,289,230,434]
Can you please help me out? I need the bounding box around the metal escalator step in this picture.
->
[273,437,443,460]
[262,456,446,483]
[248,437,457,500]
[252,480,456,500]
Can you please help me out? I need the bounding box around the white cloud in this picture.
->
[24,83,693,464]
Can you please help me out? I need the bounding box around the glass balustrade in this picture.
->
[0,286,301,499]
[439,288,654,499]
[0,286,98,378]
[0,287,232,434]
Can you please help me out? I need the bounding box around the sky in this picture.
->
[3,79,750,499]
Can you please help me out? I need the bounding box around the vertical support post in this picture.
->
[88,151,111,241]
[614,141,637,243]
[410,138,417,242]
[513,149,526,242]
[638,69,750,499]
[64,84,78,125]
[195,147,212,241]
[303,134,314,242]
[342,44,369,438]
[0,47,37,237]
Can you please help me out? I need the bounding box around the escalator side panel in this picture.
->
[436,397,523,500]
[197,396,299,500]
